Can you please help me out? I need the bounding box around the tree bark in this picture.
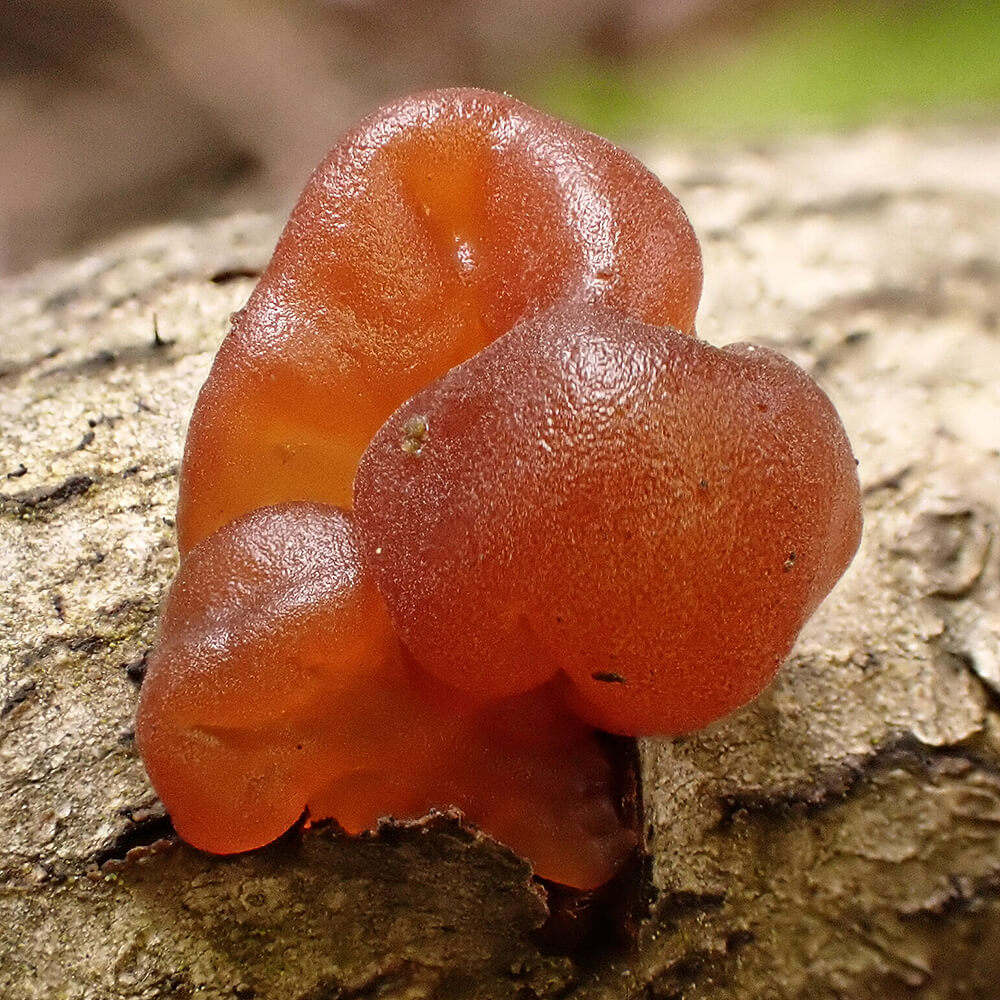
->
[2,123,999,999]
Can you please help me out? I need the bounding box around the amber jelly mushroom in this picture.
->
[137,502,635,887]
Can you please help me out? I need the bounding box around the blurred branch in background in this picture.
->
[1,0,997,277]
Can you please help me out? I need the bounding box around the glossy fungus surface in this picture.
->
[137,504,409,853]
[137,87,862,890]
[177,88,702,555]
[355,302,863,735]
[138,503,635,887]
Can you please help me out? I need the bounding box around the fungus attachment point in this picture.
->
[137,87,861,892]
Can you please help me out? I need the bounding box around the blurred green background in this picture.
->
[2,0,998,277]
[533,0,1000,141]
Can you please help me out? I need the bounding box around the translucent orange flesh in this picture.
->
[175,89,702,555]
[139,88,862,890]
[136,504,635,889]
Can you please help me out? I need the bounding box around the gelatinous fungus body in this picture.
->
[176,88,702,555]
[136,87,862,892]
[137,504,408,854]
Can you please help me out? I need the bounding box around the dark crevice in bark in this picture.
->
[533,733,652,962]
[898,870,1000,921]
[811,282,949,321]
[789,190,894,218]
[0,345,63,381]
[0,473,94,511]
[41,336,184,378]
[93,800,176,870]
[122,648,151,684]
[861,465,914,497]
[949,649,1000,713]
[209,266,261,284]
[1,678,37,718]
[17,603,158,671]
[715,731,1000,828]
[535,850,653,966]
[653,890,726,922]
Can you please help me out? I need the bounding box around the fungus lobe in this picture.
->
[176,88,702,555]
[354,302,862,736]
[138,502,635,887]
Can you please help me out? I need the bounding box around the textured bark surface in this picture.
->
[1,123,999,999]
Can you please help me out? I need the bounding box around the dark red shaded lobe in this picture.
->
[354,302,863,736]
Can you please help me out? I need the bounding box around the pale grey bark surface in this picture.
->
[1,123,998,999]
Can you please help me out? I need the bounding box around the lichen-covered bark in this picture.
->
[2,124,999,999]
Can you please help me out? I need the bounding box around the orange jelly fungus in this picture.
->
[137,503,634,888]
[136,87,862,890]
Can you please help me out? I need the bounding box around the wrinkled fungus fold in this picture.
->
[136,87,862,890]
